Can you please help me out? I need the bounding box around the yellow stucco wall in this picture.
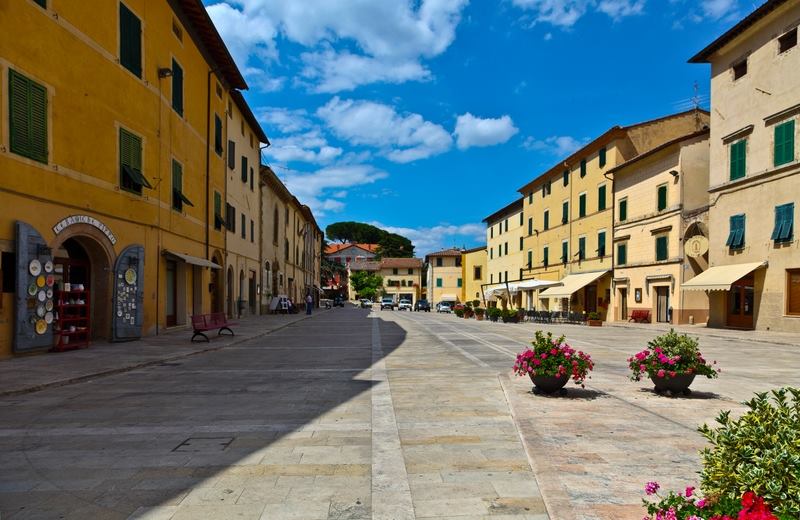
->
[380,267,422,303]
[427,255,462,305]
[462,248,487,305]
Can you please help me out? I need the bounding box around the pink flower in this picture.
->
[644,481,659,495]
[696,499,706,508]
[685,486,695,498]
[657,369,666,378]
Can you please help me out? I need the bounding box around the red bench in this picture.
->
[629,309,651,323]
[191,312,237,342]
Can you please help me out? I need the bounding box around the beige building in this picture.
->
[685,0,800,331]
[461,246,487,305]
[225,91,268,318]
[609,129,711,324]
[379,258,423,304]
[425,248,464,306]
[346,260,380,301]
[518,109,710,319]
[484,199,526,308]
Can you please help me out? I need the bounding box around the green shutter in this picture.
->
[727,214,745,249]
[214,115,222,154]
[617,244,627,265]
[527,250,532,267]
[578,237,585,260]
[561,241,568,263]
[598,232,606,256]
[241,155,248,182]
[772,203,794,242]
[579,194,586,217]
[457,278,462,288]
[599,147,606,168]
[580,159,586,177]
[543,247,549,267]
[656,236,668,261]
[519,237,523,251]
[730,140,746,180]
[598,185,606,211]
[436,278,442,288]
[562,201,568,223]
[563,169,569,186]
[34,0,46,7]
[119,3,142,77]
[774,120,795,166]
[119,128,147,192]
[619,199,627,221]
[543,211,549,230]
[657,185,667,211]
[9,70,48,163]
[172,160,182,210]
[172,59,183,115]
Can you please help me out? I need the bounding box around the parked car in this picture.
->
[360,299,373,308]
[436,303,452,313]
[380,297,395,310]
[333,296,344,307]
[414,299,431,312]
[397,299,412,311]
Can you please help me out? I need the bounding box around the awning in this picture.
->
[539,271,610,299]
[440,294,458,302]
[163,250,222,269]
[483,284,509,300]
[509,279,561,293]
[681,262,766,291]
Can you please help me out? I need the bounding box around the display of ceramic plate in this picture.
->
[28,283,38,296]
[45,299,54,311]
[29,259,42,276]
[36,275,46,288]
[46,288,53,299]
[117,310,123,317]
[37,290,47,302]
[46,274,55,287]
[125,268,137,285]
[44,312,54,324]
[44,260,54,273]
[36,304,46,318]
[35,319,47,335]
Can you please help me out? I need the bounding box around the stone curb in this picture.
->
[605,322,800,347]
[0,313,316,398]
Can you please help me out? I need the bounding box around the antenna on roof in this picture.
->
[692,81,701,110]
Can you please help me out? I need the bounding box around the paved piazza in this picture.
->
[1,309,798,520]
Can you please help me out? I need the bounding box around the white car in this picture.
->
[436,303,452,313]
[360,299,373,308]
[397,299,412,311]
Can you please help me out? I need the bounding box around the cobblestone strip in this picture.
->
[370,315,416,520]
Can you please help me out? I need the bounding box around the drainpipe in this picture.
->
[205,69,213,261]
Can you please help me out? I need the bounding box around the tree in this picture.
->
[350,270,383,299]
[326,221,384,244]
[377,232,414,258]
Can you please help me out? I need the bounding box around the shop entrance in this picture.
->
[727,275,754,329]
[618,287,628,320]
[656,286,670,323]
[584,284,597,313]
[165,260,177,327]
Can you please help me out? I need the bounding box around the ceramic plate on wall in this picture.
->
[44,312,54,324]
[125,268,137,285]
[44,260,54,273]
[29,259,42,276]
[35,320,47,335]
[36,304,46,318]
[46,288,53,299]
[28,283,38,296]
[45,299,54,311]
[46,275,55,287]
[36,275,46,288]
[37,290,47,302]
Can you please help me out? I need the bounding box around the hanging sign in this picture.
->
[684,235,709,258]
[53,215,117,245]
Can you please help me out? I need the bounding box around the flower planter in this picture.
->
[650,373,696,395]
[475,315,484,321]
[529,373,569,394]
[587,319,602,327]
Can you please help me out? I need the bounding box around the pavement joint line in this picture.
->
[393,312,492,368]
[0,313,317,398]
[370,314,416,520]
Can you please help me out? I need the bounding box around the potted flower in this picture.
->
[487,307,502,322]
[474,307,485,321]
[514,331,594,394]
[587,311,602,327]
[628,329,720,395]
[454,308,465,318]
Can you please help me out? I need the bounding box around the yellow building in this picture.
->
[685,0,800,331]
[461,246,487,305]
[609,129,711,325]
[425,248,464,306]
[0,0,246,357]
[518,110,710,319]
[225,91,268,318]
[483,199,525,308]
[379,258,423,304]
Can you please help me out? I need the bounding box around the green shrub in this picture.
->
[699,387,800,516]
[587,311,600,320]
[474,307,485,316]
[454,308,464,317]
[487,307,502,321]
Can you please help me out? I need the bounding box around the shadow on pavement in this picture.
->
[0,308,405,519]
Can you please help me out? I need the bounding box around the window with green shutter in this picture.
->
[579,193,586,218]
[598,185,606,211]
[504,242,508,255]
[214,115,223,155]
[33,0,46,8]
[562,201,568,224]
[578,237,586,260]
[543,210,549,230]
[436,278,442,288]
[617,243,627,266]
[527,250,533,267]
[119,3,142,78]
[771,203,794,243]
[250,167,254,191]
[563,169,569,186]
[726,214,745,249]
[597,231,606,257]
[228,140,235,169]
[119,128,151,194]
[655,235,668,261]
[457,278,462,288]
[214,191,224,230]
[543,246,549,267]
[171,59,183,116]
[730,139,746,180]
[619,198,627,222]
[519,236,523,251]
[657,184,668,211]
[580,159,587,177]
[241,214,246,239]
[561,241,568,264]
[171,160,193,212]
[527,217,533,235]
[599,147,607,168]
[8,70,48,164]
[774,120,795,167]
[241,155,248,182]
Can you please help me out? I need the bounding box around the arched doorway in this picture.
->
[226,266,234,318]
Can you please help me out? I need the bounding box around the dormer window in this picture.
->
[732,59,747,80]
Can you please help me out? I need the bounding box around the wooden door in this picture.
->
[166,260,177,327]
[619,288,628,320]
[585,285,597,313]
[727,275,754,329]
[656,287,670,323]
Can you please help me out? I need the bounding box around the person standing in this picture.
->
[305,293,313,315]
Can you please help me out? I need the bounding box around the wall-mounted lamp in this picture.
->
[157,68,173,78]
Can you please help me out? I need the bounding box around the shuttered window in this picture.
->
[228,140,235,169]
[598,185,606,211]
[527,250,533,268]
[657,184,668,211]
[241,214,246,239]
[9,70,48,163]
[562,201,569,224]
[119,3,142,78]
[730,139,746,180]
[580,159,587,177]
[771,203,794,243]
[599,147,606,168]
[436,278,442,288]
[561,241,568,264]
[655,235,668,261]
[249,167,254,190]
[119,128,151,194]
[214,115,223,155]
[171,59,183,116]
[579,193,586,218]
[241,155,248,182]
[543,246,549,267]
[597,231,606,257]
[619,198,627,222]
[774,120,795,167]
[226,203,236,233]
[617,243,627,266]
[726,214,745,249]
[543,210,549,230]
[519,236,523,251]
[34,0,46,7]
[563,169,569,186]
[171,160,193,211]
[578,237,586,260]
[527,217,533,235]
[214,192,224,230]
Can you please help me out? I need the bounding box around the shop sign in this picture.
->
[53,215,117,245]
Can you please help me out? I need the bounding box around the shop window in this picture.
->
[779,28,797,54]
[787,269,800,315]
[657,184,668,211]
[726,214,745,249]
[617,243,627,266]
[771,203,794,243]
[774,120,795,167]
[730,139,746,180]
[171,58,183,116]
[214,115,223,155]
[597,231,606,257]
[598,184,607,211]
[655,235,668,261]
[619,198,628,222]
[599,146,607,168]
[119,128,151,194]
[119,2,142,77]
[8,69,48,163]
[732,59,747,80]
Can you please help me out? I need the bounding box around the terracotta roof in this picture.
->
[380,258,423,269]
[349,261,381,271]
[178,1,247,89]
[425,248,464,258]
[325,243,379,255]
[483,198,524,224]
[230,90,269,144]
[607,129,710,176]
[689,0,788,63]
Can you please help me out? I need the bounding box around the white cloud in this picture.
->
[256,107,313,134]
[454,113,519,150]
[700,0,738,20]
[282,164,389,216]
[511,0,645,27]
[206,0,468,92]
[597,0,645,20]
[264,130,343,164]
[371,222,486,255]
[523,135,587,156]
[317,97,453,163]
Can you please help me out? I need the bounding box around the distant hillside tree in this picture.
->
[377,233,414,258]
[325,221,414,258]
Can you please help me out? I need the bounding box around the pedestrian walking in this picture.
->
[305,293,313,315]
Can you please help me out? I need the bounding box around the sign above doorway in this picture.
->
[52,215,117,245]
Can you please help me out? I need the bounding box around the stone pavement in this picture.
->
[0,311,316,397]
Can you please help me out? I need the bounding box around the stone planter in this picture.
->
[650,373,696,395]
[475,314,484,321]
[587,319,602,327]
[529,373,570,394]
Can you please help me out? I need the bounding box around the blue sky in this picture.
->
[204,0,744,254]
